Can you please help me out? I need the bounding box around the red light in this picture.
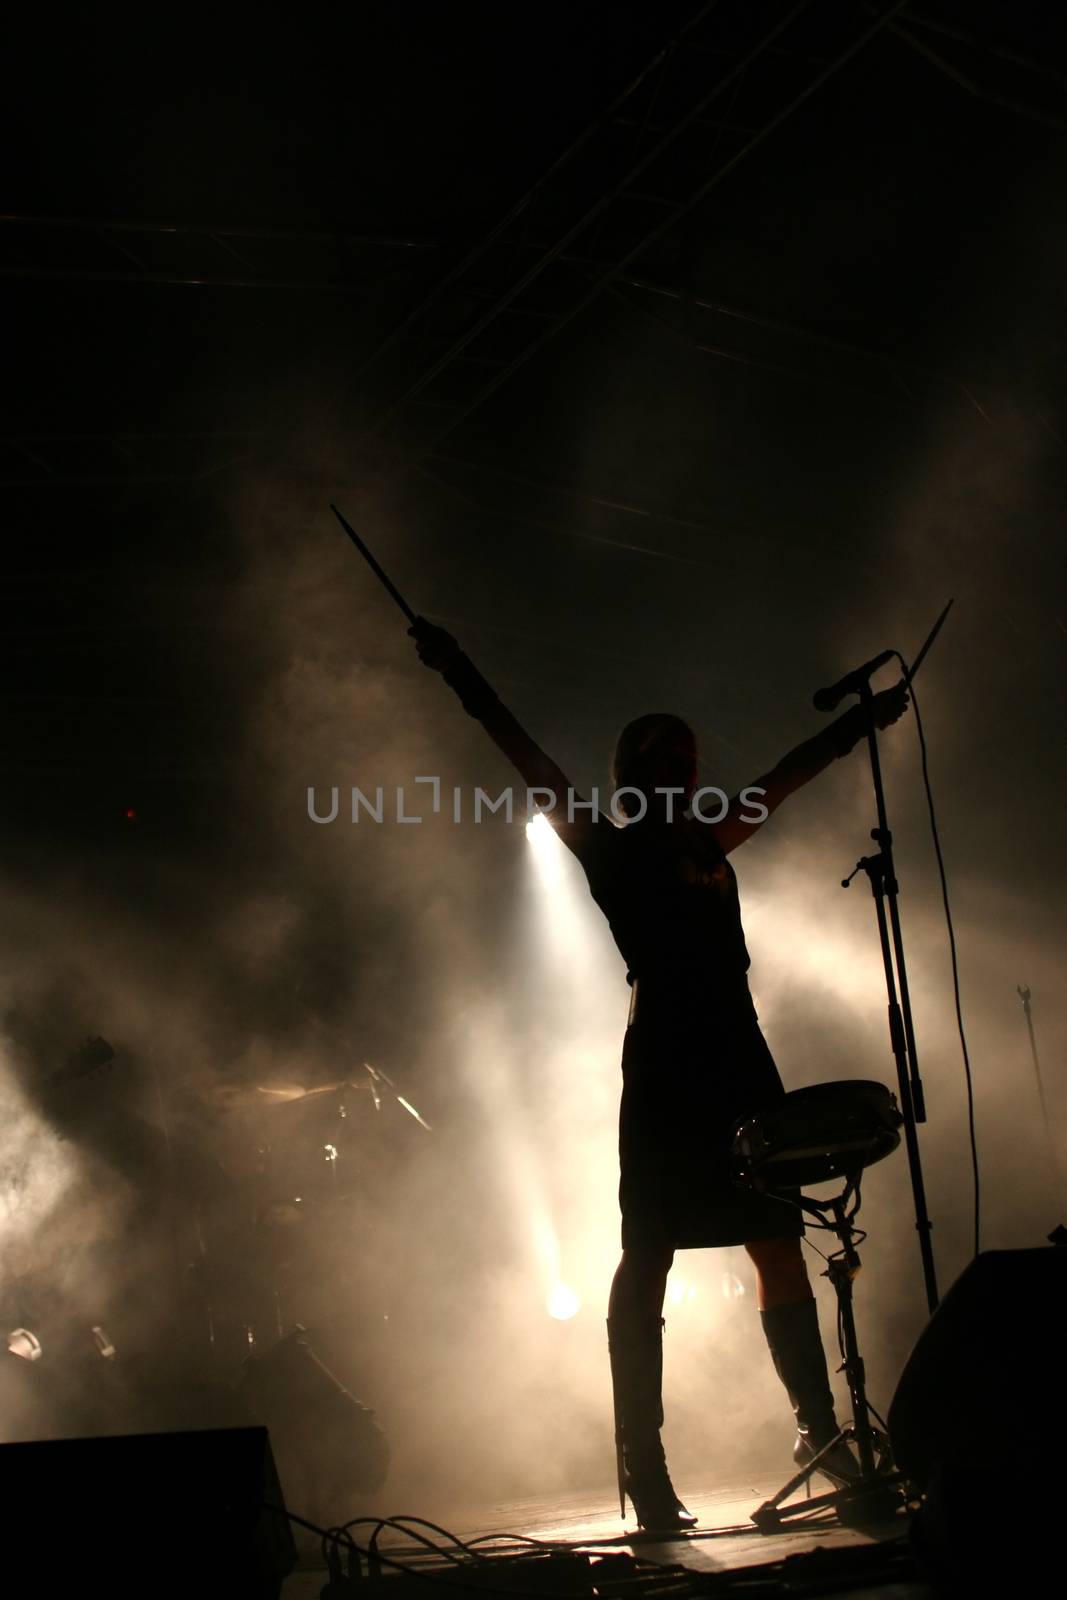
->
[125,807,138,821]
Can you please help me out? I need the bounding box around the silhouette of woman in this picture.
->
[411,618,908,1530]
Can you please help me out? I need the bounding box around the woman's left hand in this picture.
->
[871,681,910,729]
[408,617,462,672]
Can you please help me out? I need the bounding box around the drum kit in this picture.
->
[23,1040,430,1387]
[732,1077,906,1529]
[192,1061,432,1366]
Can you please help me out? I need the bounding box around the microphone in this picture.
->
[812,648,894,712]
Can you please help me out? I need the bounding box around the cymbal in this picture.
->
[267,1073,432,1129]
[205,1071,429,1127]
[205,1078,371,1108]
[198,1083,263,1108]
[261,1078,370,1102]
[202,1080,314,1108]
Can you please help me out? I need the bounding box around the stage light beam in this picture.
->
[525,812,565,887]
[7,1328,43,1361]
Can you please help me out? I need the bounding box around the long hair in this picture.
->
[610,713,695,818]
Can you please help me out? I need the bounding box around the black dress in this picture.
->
[571,812,802,1251]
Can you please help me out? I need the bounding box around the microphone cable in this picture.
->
[895,650,981,1257]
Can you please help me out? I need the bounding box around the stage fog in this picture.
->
[2,363,1063,1525]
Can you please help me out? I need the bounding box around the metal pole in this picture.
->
[849,684,939,1312]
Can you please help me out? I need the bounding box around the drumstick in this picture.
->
[331,503,417,625]
[902,598,953,687]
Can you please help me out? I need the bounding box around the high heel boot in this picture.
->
[607,1313,696,1532]
[760,1298,860,1487]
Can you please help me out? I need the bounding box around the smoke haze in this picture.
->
[3,7,1065,1535]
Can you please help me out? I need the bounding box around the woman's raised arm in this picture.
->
[711,682,910,855]
[410,618,596,848]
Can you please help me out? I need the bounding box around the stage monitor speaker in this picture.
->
[237,1324,389,1530]
[0,1424,297,1598]
[888,1245,1066,1488]
[888,1246,1066,1589]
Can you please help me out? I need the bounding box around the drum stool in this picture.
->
[733,1080,906,1530]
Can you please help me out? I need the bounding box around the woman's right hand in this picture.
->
[408,616,461,672]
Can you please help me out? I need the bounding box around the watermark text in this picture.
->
[307,783,768,827]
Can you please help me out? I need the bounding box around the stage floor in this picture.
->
[281,1476,932,1598]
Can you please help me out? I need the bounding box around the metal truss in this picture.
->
[8,4,1058,497]
[412,450,802,564]
[608,273,1001,422]
[351,0,913,464]
[0,428,276,488]
[0,212,438,292]
[881,7,1067,133]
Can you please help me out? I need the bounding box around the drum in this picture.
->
[732,1080,902,1189]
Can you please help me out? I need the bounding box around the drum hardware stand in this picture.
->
[752,1174,903,1533]
[192,1203,218,1363]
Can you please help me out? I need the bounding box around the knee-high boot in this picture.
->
[760,1298,859,1486]
[606,1313,696,1531]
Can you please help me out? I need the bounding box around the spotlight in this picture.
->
[92,1326,117,1359]
[7,1329,43,1362]
[526,811,568,891]
[667,1274,697,1307]
[546,1283,580,1321]
[525,812,555,848]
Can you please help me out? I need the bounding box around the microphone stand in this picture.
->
[842,680,940,1314]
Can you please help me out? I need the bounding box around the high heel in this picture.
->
[793,1427,860,1487]
[607,1314,696,1533]
[625,1459,697,1532]
[761,1299,860,1489]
